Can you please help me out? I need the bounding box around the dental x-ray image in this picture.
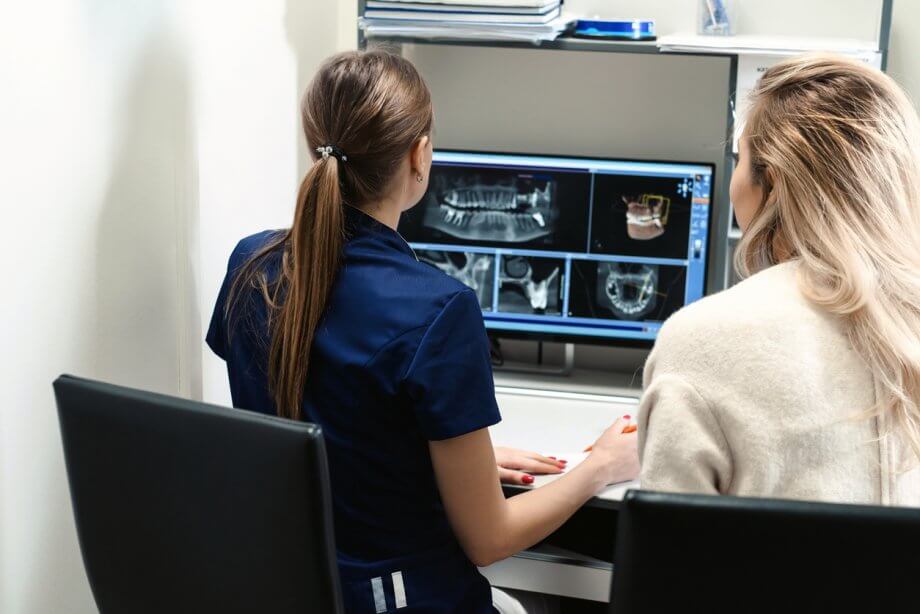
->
[399,163,591,251]
[568,260,686,322]
[417,250,495,311]
[425,174,556,243]
[590,173,693,260]
[497,255,564,316]
[624,194,670,241]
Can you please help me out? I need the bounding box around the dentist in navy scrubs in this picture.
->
[207,50,638,613]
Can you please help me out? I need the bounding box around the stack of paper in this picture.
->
[360,0,575,44]
[657,33,880,57]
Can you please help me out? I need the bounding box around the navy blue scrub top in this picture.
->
[207,206,501,613]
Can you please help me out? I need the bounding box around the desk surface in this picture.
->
[493,367,643,400]
[491,376,641,509]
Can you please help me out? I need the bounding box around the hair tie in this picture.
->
[315,144,348,163]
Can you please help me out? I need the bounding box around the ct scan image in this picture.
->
[417,250,495,311]
[590,173,694,260]
[568,260,687,322]
[496,255,565,316]
[425,173,556,243]
[399,163,591,252]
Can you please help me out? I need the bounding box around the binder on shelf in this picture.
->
[373,0,557,7]
[366,0,558,13]
[359,14,574,43]
[365,7,561,24]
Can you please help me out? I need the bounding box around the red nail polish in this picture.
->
[548,456,557,460]
[522,475,534,484]
[560,459,568,464]
[624,415,632,420]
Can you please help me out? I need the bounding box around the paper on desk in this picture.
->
[528,452,639,502]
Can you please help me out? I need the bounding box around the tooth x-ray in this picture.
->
[569,260,687,323]
[422,173,557,243]
[624,194,671,241]
[596,262,658,319]
[417,250,495,311]
[591,174,693,260]
[497,256,564,316]
[398,151,714,343]
[399,161,591,252]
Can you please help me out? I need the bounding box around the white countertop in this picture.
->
[490,376,641,505]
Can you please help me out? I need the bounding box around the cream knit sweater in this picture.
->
[638,260,920,506]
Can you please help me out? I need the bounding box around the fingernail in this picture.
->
[522,475,534,485]
[548,456,557,460]
[624,415,632,420]
[560,459,568,464]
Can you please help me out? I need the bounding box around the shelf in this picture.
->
[364,32,881,60]
[366,35,683,56]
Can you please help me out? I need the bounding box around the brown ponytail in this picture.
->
[227,51,433,418]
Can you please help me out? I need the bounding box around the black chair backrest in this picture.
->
[54,375,344,614]
[612,489,920,614]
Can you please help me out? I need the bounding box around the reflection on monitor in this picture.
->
[399,150,714,343]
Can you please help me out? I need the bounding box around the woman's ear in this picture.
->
[763,167,776,196]
[410,135,430,176]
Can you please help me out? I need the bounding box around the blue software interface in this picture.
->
[398,150,713,342]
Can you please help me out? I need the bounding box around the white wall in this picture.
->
[1,3,193,612]
[888,0,920,105]
[0,2,346,612]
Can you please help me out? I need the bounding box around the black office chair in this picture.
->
[54,375,344,614]
[611,489,920,614]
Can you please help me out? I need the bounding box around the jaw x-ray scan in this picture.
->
[497,256,563,315]
[399,150,713,343]
[623,194,671,241]
[422,173,558,244]
[569,260,688,324]
[591,174,693,260]
[596,262,658,319]
[417,250,495,310]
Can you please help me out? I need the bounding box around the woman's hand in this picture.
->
[494,447,566,485]
[584,416,640,486]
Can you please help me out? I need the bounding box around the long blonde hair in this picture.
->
[737,54,920,458]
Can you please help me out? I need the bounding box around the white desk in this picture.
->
[481,373,641,603]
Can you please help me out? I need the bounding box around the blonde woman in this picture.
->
[638,54,920,505]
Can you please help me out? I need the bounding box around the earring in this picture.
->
[416,174,424,183]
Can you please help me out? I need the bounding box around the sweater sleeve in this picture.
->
[638,373,732,495]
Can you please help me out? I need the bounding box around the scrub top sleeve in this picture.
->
[205,255,235,360]
[404,289,502,441]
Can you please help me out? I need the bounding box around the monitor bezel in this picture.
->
[409,147,717,349]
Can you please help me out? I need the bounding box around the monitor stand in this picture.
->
[494,343,575,377]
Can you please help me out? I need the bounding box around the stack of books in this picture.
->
[359,0,573,44]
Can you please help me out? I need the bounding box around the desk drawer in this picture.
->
[481,550,612,604]
[483,497,619,603]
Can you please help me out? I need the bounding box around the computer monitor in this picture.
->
[398,150,715,345]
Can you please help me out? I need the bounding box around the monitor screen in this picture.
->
[398,150,714,344]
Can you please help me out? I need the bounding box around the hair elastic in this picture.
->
[315,145,348,162]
